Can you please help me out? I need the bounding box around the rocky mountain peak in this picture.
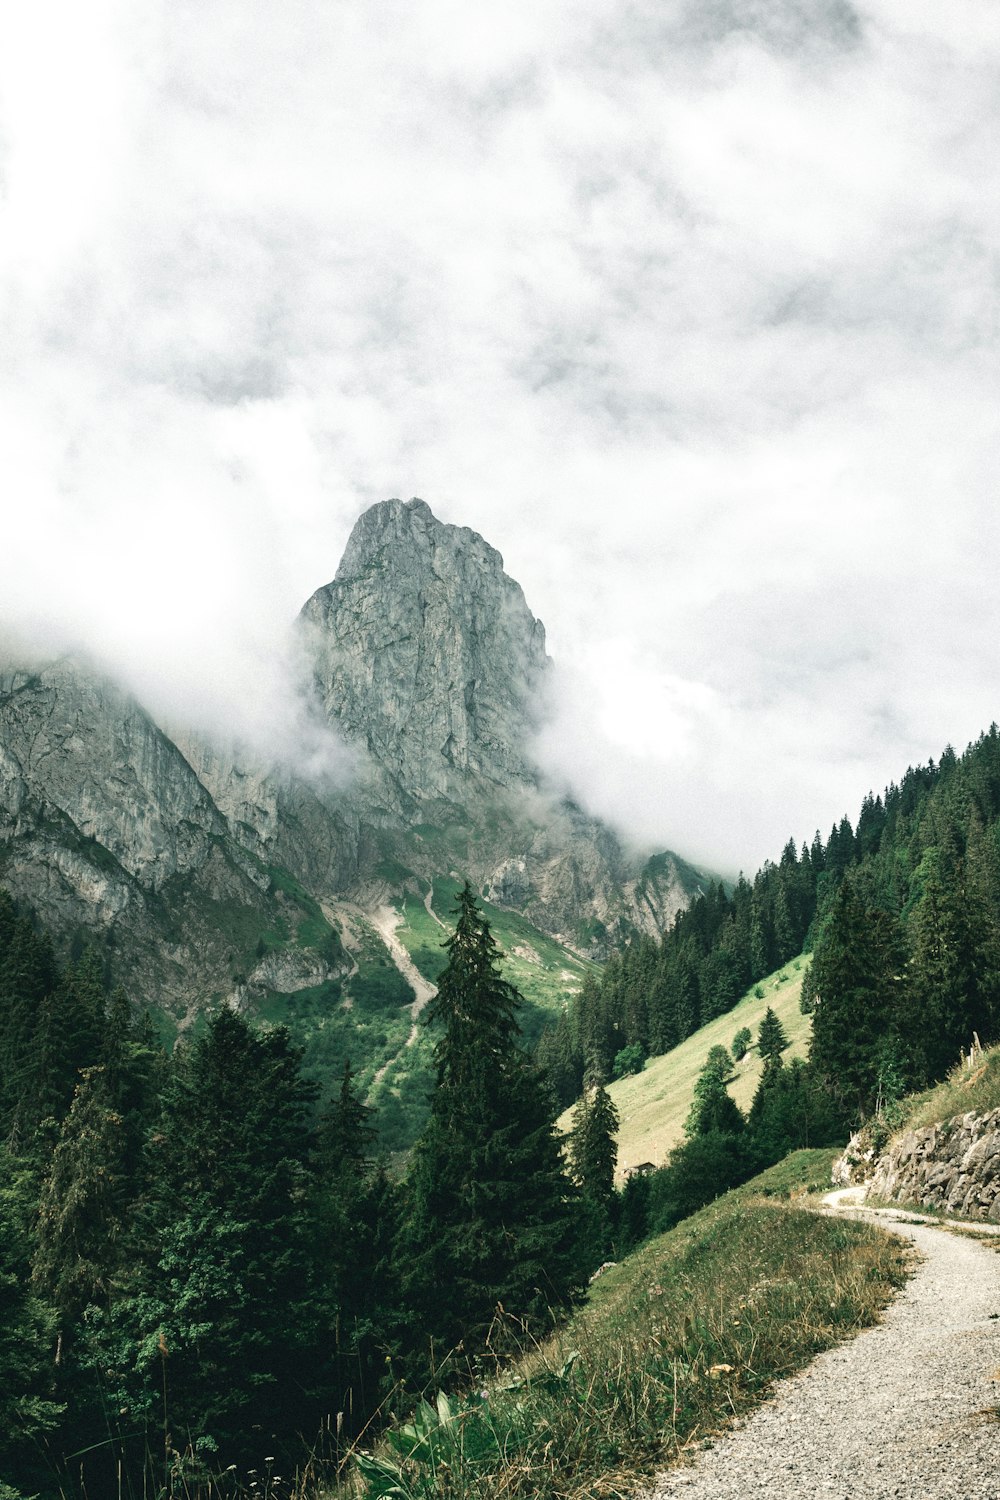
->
[300,498,549,806]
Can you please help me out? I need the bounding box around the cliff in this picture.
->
[0,499,705,1039]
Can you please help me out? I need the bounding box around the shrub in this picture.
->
[613,1042,646,1078]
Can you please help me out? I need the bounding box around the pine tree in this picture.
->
[809,878,903,1119]
[568,1078,619,1207]
[313,1063,399,1436]
[0,1151,63,1496]
[757,1007,788,1060]
[92,1009,322,1459]
[32,1065,129,1328]
[906,849,994,1082]
[684,1053,745,1139]
[402,885,584,1365]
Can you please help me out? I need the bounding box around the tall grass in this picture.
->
[902,1043,1000,1132]
[332,1150,909,1500]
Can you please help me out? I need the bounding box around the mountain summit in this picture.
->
[300,498,547,806]
[0,499,707,1087]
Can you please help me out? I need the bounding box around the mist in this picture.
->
[2,1,999,873]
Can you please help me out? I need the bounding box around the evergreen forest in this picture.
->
[537,728,1000,1119]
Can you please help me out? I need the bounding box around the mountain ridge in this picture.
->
[0,499,706,1089]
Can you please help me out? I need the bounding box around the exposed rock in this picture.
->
[300,498,547,807]
[0,662,343,1008]
[831,1129,878,1186]
[864,1107,1000,1223]
[0,497,706,1016]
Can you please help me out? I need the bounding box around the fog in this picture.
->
[2,1,999,872]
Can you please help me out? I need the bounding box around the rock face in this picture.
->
[865,1108,1000,1223]
[300,498,547,808]
[0,498,706,1015]
[296,499,703,949]
[0,661,296,1009]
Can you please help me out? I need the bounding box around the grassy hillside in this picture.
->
[343,1149,907,1500]
[560,957,814,1175]
[260,878,600,1152]
[897,1041,1000,1131]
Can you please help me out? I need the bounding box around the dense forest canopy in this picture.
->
[0,886,588,1498]
[538,728,1000,1113]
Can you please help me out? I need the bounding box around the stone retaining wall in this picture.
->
[865,1107,1000,1222]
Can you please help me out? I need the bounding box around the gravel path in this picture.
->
[647,1204,1000,1500]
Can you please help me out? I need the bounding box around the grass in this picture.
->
[559,959,813,1176]
[899,1042,1000,1132]
[255,915,417,1122]
[335,1149,908,1500]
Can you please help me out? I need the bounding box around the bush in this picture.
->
[613,1042,646,1078]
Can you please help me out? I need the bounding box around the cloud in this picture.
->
[1,2,999,869]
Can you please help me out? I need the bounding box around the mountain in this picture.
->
[0,499,706,1108]
[301,496,547,806]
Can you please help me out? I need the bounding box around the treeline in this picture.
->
[0,887,589,1500]
[539,729,1000,1112]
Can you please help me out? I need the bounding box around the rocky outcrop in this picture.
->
[297,499,704,951]
[300,498,548,808]
[864,1109,1000,1223]
[0,662,346,1010]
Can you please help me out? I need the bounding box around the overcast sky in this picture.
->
[2,1,999,874]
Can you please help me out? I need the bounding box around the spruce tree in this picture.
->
[568,1077,619,1207]
[684,1052,745,1139]
[0,1152,63,1496]
[906,849,995,1082]
[402,885,584,1365]
[32,1065,129,1328]
[313,1061,400,1434]
[809,878,903,1119]
[92,1009,322,1461]
[757,1007,788,1061]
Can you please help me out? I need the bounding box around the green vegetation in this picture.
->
[0,886,596,1498]
[345,1152,908,1500]
[894,1041,1000,1132]
[539,729,1000,1127]
[396,877,597,1047]
[559,962,812,1174]
[399,884,586,1365]
[7,721,1000,1499]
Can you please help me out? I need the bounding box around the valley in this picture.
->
[4,499,1000,1500]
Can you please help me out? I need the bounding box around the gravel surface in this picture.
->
[646,1206,1000,1500]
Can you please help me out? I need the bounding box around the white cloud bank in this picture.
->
[2,0,999,872]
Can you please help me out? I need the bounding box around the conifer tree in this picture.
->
[32,1065,129,1328]
[0,1152,63,1496]
[757,1007,788,1061]
[809,878,903,1119]
[568,1077,620,1207]
[684,1052,745,1139]
[402,885,584,1364]
[906,850,994,1082]
[93,1009,322,1460]
[314,1062,399,1436]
